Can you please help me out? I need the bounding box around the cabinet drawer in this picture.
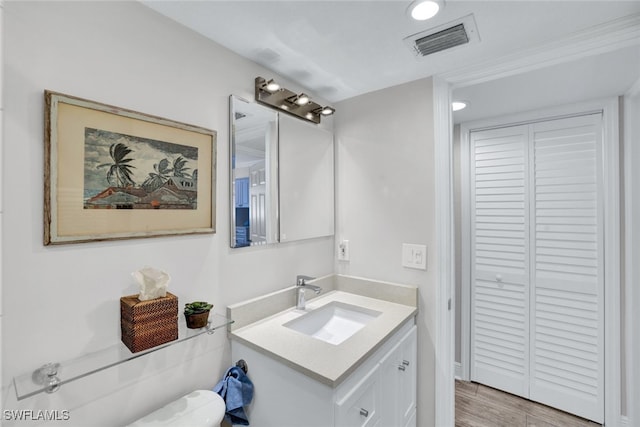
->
[335,366,379,427]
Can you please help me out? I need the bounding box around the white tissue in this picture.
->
[132,266,171,301]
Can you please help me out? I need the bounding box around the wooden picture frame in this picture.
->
[44,90,216,245]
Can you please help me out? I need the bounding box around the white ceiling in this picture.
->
[453,43,640,123]
[143,1,640,104]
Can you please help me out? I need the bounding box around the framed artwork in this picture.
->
[44,90,216,245]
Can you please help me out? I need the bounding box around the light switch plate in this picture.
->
[402,243,427,270]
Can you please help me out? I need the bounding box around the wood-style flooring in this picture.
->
[455,380,601,427]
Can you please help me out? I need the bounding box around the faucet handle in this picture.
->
[296,275,316,286]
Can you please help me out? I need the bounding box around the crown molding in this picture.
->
[627,76,640,97]
[441,13,640,88]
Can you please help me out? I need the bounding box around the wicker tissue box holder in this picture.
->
[120,292,178,353]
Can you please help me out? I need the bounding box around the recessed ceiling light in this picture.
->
[408,0,442,21]
[452,101,467,111]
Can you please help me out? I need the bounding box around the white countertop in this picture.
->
[230,290,417,386]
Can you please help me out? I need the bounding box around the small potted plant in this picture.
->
[184,301,213,329]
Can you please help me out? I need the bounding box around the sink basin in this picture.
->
[284,301,381,345]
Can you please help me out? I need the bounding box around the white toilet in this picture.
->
[127,390,226,427]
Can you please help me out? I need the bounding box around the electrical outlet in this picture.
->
[338,240,350,261]
[402,243,427,270]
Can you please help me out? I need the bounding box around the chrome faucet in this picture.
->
[296,275,321,310]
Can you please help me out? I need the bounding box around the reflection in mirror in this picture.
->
[230,96,278,248]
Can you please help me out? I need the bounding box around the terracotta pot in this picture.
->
[185,310,210,329]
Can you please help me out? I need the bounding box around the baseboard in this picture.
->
[455,362,462,380]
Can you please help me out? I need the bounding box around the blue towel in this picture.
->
[213,366,254,425]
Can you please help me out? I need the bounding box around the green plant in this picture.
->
[184,301,213,316]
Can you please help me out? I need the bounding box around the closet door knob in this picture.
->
[360,408,369,417]
[398,365,406,371]
[496,274,503,282]
[402,360,410,366]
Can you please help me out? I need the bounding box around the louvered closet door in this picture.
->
[470,125,530,398]
[529,114,604,423]
[469,113,604,424]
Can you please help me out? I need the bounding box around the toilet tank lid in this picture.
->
[127,390,225,427]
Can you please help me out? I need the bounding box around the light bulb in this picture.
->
[265,80,280,92]
[321,107,335,116]
[452,101,467,111]
[296,94,310,106]
[410,0,440,21]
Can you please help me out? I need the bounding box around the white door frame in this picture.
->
[433,77,455,427]
[432,14,639,427]
[623,77,640,427]
[459,98,620,425]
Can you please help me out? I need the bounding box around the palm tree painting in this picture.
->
[172,156,190,177]
[141,158,172,193]
[84,127,199,210]
[97,142,136,188]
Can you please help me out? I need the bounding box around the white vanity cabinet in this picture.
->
[399,327,417,426]
[336,325,417,427]
[231,319,417,427]
[378,326,417,427]
[335,364,381,427]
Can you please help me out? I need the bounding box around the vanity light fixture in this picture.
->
[255,76,335,124]
[452,101,467,111]
[408,0,443,21]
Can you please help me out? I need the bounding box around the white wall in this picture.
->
[334,78,436,426]
[2,2,334,425]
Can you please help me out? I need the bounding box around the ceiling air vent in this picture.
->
[404,14,480,59]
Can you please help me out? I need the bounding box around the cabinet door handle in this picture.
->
[398,365,406,371]
[360,408,369,417]
[402,360,410,366]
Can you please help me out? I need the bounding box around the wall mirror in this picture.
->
[229,95,335,248]
[230,95,278,247]
[278,114,334,242]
